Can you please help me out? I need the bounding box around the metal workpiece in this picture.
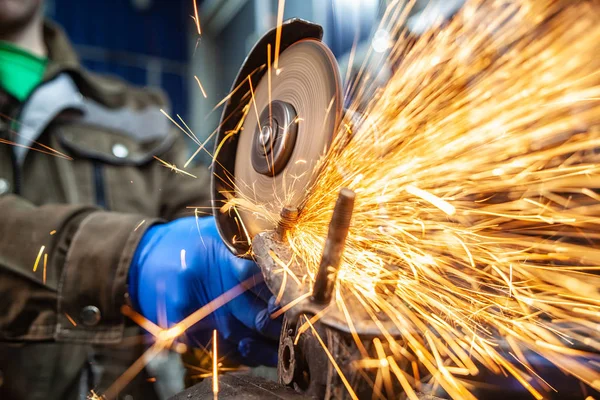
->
[277,314,369,399]
[312,188,356,305]
[252,232,400,338]
[277,206,299,239]
[169,373,310,400]
[276,314,446,400]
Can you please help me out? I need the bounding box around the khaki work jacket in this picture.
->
[0,22,210,399]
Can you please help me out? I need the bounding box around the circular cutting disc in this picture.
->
[234,39,342,238]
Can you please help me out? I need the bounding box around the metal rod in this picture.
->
[277,206,299,239]
[312,188,356,305]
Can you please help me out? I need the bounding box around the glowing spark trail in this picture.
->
[65,313,77,327]
[192,0,201,35]
[228,0,600,397]
[194,75,208,98]
[274,0,285,72]
[304,317,359,400]
[213,329,219,397]
[153,155,197,178]
[134,220,146,231]
[32,245,45,272]
[43,253,47,284]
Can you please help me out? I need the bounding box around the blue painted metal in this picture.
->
[48,0,194,117]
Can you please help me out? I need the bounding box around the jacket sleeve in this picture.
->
[0,194,160,343]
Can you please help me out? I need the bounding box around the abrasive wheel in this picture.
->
[212,19,343,255]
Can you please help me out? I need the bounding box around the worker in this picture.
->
[0,1,281,399]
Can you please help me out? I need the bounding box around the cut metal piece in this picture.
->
[253,232,401,338]
[312,188,355,305]
[234,38,342,242]
[277,206,299,239]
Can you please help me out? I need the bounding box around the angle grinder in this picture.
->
[210,19,378,399]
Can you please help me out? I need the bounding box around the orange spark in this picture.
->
[87,390,104,400]
[192,0,201,35]
[134,220,146,231]
[43,253,47,284]
[160,108,203,147]
[153,156,197,178]
[121,305,163,338]
[65,313,77,327]
[103,341,165,400]
[213,329,219,397]
[274,0,285,71]
[304,317,359,400]
[32,245,45,272]
[175,274,264,333]
[270,292,311,319]
[405,184,455,216]
[107,277,265,400]
[194,75,208,98]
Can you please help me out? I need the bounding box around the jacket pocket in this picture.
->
[54,122,176,213]
[56,122,175,167]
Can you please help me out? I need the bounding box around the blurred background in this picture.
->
[45,0,464,166]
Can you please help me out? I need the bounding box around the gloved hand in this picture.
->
[128,216,281,366]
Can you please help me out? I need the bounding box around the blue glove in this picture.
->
[128,216,282,366]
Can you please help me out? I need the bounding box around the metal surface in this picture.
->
[277,314,449,400]
[277,315,370,399]
[169,373,310,400]
[170,370,443,400]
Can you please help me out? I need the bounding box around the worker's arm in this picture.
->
[0,140,281,365]
[0,194,156,343]
[0,133,203,343]
[0,195,281,365]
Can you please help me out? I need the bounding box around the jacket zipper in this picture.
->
[0,121,20,194]
[11,151,21,194]
[92,161,107,209]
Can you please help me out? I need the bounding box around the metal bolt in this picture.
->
[277,206,299,239]
[312,188,356,305]
[259,125,273,146]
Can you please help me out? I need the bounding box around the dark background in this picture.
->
[46,0,463,163]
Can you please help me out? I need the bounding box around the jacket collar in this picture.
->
[43,20,81,80]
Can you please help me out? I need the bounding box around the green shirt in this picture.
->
[0,41,47,102]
